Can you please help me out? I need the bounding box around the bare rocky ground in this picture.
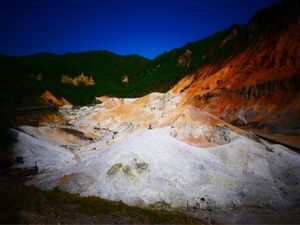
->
[10,92,300,224]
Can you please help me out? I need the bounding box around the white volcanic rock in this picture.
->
[11,128,77,172]
[11,93,300,216]
[18,127,300,211]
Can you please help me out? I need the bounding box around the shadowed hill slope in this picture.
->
[0,27,237,106]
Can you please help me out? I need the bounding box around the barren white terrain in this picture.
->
[12,92,300,223]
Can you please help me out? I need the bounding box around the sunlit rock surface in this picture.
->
[12,93,300,221]
[40,90,72,106]
[169,15,300,149]
[61,73,95,86]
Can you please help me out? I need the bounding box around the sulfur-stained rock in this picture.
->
[107,163,123,176]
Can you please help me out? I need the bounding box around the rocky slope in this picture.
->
[40,90,72,106]
[12,92,300,224]
[171,0,300,148]
[61,73,95,86]
[8,0,300,224]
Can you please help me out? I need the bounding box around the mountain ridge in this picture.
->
[1,0,299,145]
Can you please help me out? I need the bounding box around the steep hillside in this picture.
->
[134,27,240,94]
[171,0,300,148]
[0,26,238,107]
[0,51,150,106]
[1,1,298,114]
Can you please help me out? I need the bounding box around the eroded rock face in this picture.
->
[122,74,129,84]
[170,14,300,148]
[40,90,71,106]
[61,73,95,86]
[177,49,192,68]
[31,73,43,81]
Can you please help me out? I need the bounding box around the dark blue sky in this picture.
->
[0,0,279,59]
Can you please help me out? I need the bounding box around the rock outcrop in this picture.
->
[171,0,300,148]
[177,49,192,68]
[208,124,232,145]
[40,90,71,106]
[31,73,43,81]
[122,74,129,84]
[61,73,95,86]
